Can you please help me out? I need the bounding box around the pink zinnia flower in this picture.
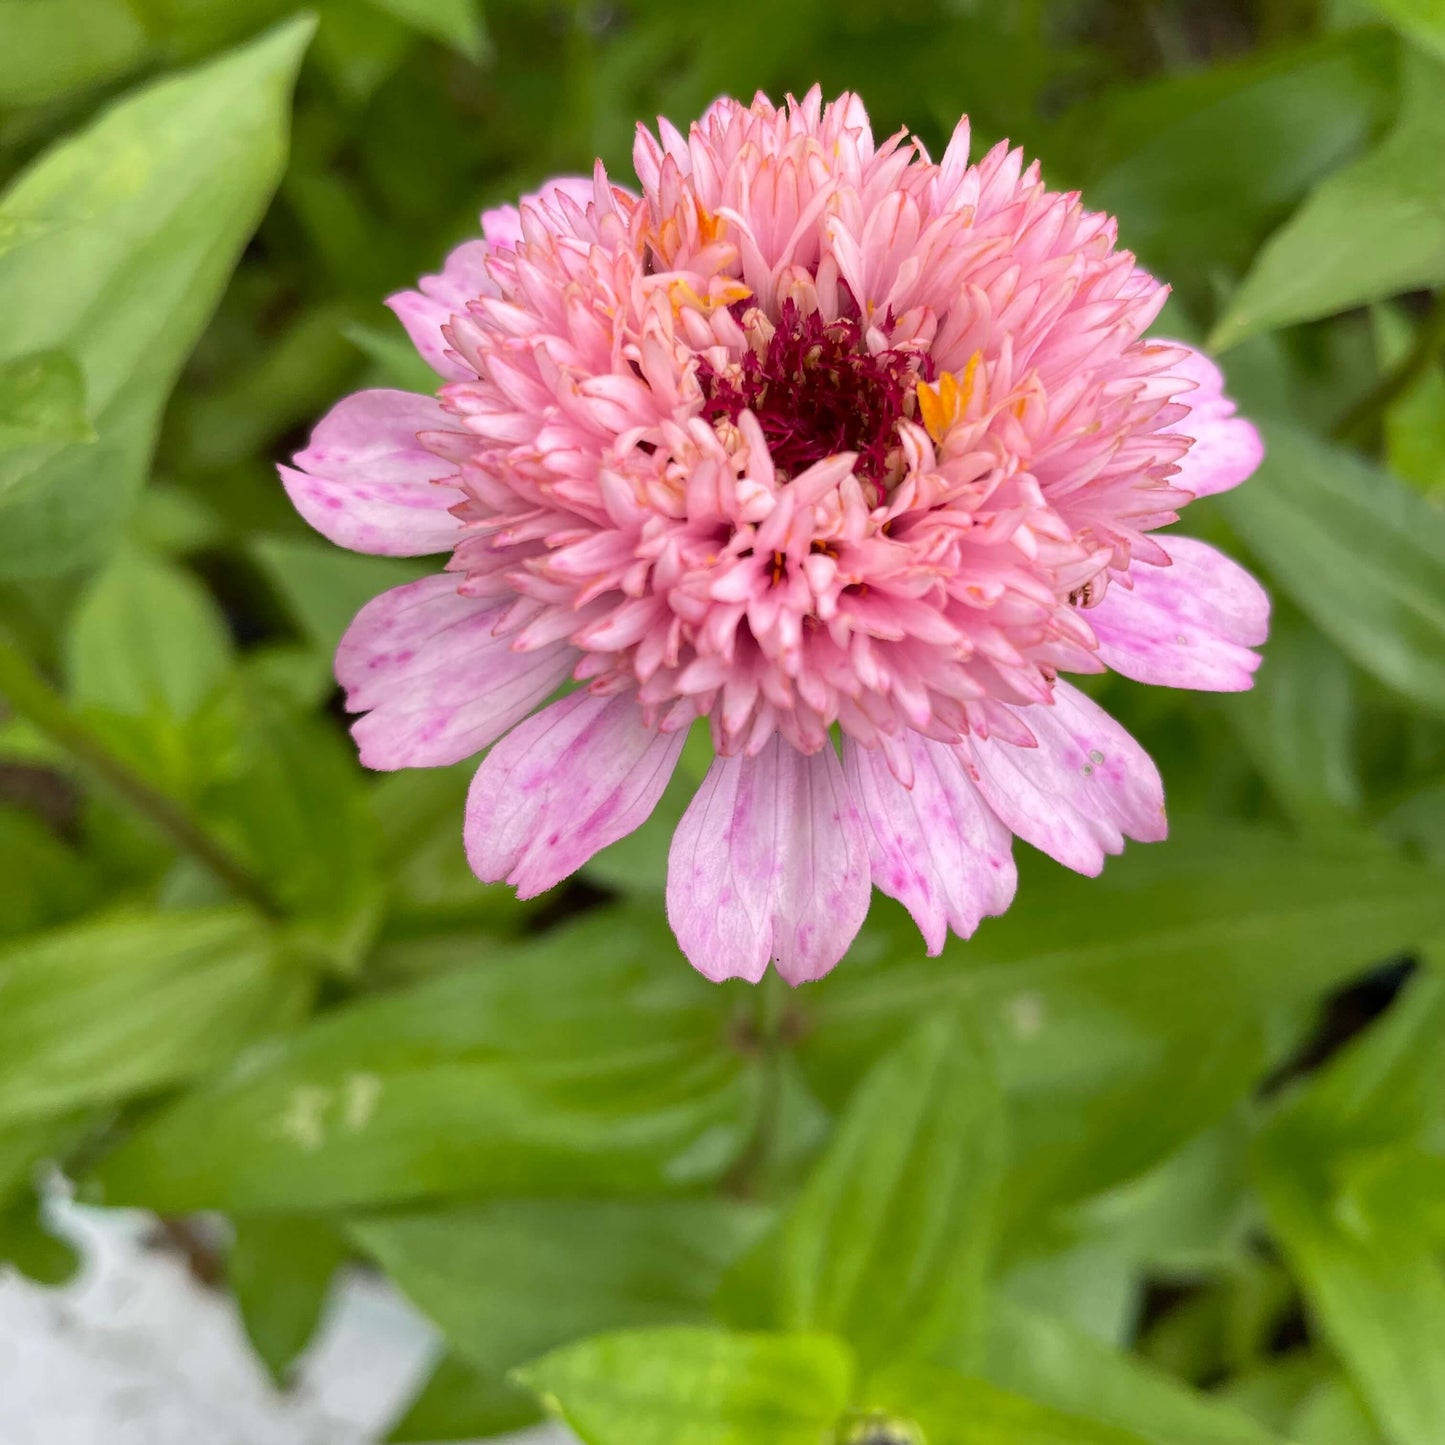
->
[280,89,1267,985]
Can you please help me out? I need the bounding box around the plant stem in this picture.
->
[0,636,283,919]
[1333,289,1445,445]
[724,970,794,1201]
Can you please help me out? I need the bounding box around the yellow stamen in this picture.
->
[695,199,727,246]
[667,276,751,316]
[915,351,982,443]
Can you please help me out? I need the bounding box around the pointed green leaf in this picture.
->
[0,0,150,107]
[1212,51,1445,349]
[388,1353,540,1442]
[1374,303,1445,497]
[0,908,304,1129]
[513,1327,855,1445]
[1226,610,1362,830]
[1365,0,1445,65]
[0,1113,90,1209]
[343,319,442,394]
[862,1362,1157,1445]
[0,350,92,453]
[0,807,96,943]
[68,549,232,721]
[804,822,1445,1214]
[251,536,429,652]
[1078,30,1395,276]
[1256,1160,1445,1445]
[1290,1376,1389,1445]
[200,678,380,954]
[0,1189,80,1286]
[984,1298,1286,1445]
[0,15,314,577]
[1220,416,1445,715]
[88,911,760,1212]
[1336,1147,1445,1252]
[352,1198,772,1376]
[1254,974,1445,1445]
[230,1215,348,1386]
[727,1009,1004,1369]
[363,0,487,60]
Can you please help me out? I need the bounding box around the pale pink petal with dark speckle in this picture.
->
[667,737,870,985]
[1090,535,1270,691]
[466,690,686,898]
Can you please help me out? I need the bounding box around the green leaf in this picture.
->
[726,1010,1004,1369]
[861,1361,1157,1445]
[128,484,226,558]
[364,0,487,60]
[1212,50,1445,350]
[0,351,92,453]
[1336,1146,1445,1252]
[1254,973,1445,1445]
[0,0,150,107]
[1221,416,1445,716]
[201,678,380,954]
[991,1123,1256,1356]
[174,302,365,473]
[983,1298,1286,1445]
[68,549,232,721]
[512,1327,855,1445]
[1274,965,1445,1157]
[1255,1157,1445,1445]
[0,907,304,1130]
[1218,1357,1329,1436]
[251,535,429,653]
[88,910,760,1212]
[0,1190,80,1286]
[352,1198,772,1375]
[0,807,96,942]
[388,1353,540,1442]
[1075,29,1396,278]
[365,763,536,937]
[0,15,315,578]
[1374,302,1445,498]
[1364,0,1445,66]
[997,1241,1141,1352]
[802,822,1445,1216]
[1226,610,1362,830]
[229,1215,348,1386]
[1067,1122,1255,1281]
[313,1,415,107]
[343,319,442,394]
[59,546,235,805]
[0,1113,89,1208]
[1291,1376,1390,1445]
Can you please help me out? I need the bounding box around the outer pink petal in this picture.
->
[844,735,1016,955]
[1091,535,1270,691]
[466,691,685,898]
[666,738,870,986]
[279,390,464,556]
[336,575,574,769]
[1168,344,1264,498]
[387,240,493,381]
[391,179,599,379]
[972,682,1166,876]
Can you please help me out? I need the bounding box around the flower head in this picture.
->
[281,89,1267,984]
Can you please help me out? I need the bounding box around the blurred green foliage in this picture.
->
[1,1,1445,1442]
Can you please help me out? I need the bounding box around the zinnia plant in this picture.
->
[280,88,1267,984]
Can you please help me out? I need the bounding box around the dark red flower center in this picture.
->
[698,298,932,489]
